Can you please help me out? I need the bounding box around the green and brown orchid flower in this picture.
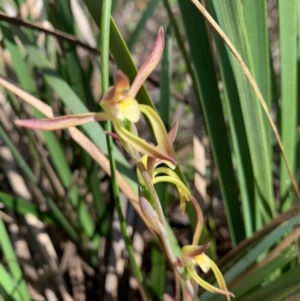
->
[138,157,234,300]
[15,28,176,168]
[15,26,233,300]
[136,125,233,300]
[181,196,234,300]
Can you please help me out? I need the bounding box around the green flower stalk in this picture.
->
[15,27,233,300]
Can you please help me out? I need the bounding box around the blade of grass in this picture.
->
[0,217,30,301]
[210,0,274,227]
[278,0,298,210]
[0,23,36,93]
[235,265,300,301]
[44,0,86,101]
[127,0,159,51]
[244,0,272,159]
[243,0,272,229]
[189,0,300,208]
[151,241,166,300]
[178,0,245,245]
[161,0,202,118]
[207,2,255,237]
[199,212,300,301]
[0,192,57,225]
[297,1,300,192]
[0,125,36,184]
[1,21,81,208]
[230,242,296,299]
[1,22,85,239]
[0,264,23,301]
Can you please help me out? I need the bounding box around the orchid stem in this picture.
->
[100,1,151,300]
[136,160,165,225]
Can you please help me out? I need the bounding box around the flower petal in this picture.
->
[186,266,234,300]
[196,253,211,273]
[209,259,232,298]
[114,70,131,93]
[182,244,210,259]
[117,97,141,122]
[130,27,164,97]
[100,71,141,122]
[101,71,130,102]
[100,71,132,120]
[140,155,156,179]
[153,175,190,211]
[114,121,176,166]
[139,105,176,168]
[168,121,178,145]
[14,112,108,130]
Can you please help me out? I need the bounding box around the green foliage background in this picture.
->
[0,0,300,300]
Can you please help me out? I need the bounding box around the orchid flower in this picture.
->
[14,25,233,300]
[181,196,234,300]
[15,28,175,168]
[138,160,233,299]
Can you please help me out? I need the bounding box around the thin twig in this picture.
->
[0,12,99,54]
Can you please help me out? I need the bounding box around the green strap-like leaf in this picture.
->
[278,0,298,210]
[200,212,300,301]
[207,3,254,237]
[212,0,274,226]
[178,0,245,245]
